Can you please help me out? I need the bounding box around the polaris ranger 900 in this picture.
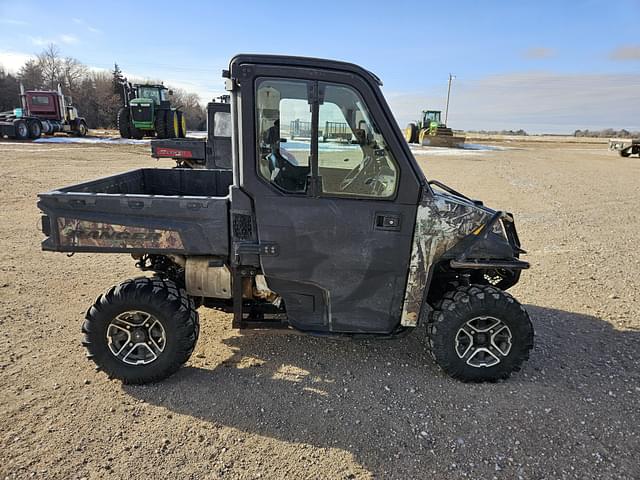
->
[38,55,533,384]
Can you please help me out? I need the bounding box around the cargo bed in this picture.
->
[38,168,232,255]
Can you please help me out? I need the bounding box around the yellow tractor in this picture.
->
[404,110,465,148]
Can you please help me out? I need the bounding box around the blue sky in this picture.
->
[1,0,639,133]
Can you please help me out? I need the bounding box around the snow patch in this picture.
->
[410,143,507,156]
[34,136,149,145]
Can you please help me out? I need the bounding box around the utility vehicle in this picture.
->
[38,55,533,384]
[0,83,88,140]
[609,137,639,157]
[117,82,185,139]
[150,98,232,169]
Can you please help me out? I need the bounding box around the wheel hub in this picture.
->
[455,316,512,368]
[106,310,166,365]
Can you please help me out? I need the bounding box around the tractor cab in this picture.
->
[135,85,172,107]
[423,110,442,128]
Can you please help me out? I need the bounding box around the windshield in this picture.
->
[137,87,161,104]
[425,111,441,123]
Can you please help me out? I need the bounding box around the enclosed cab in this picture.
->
[38,54,533,385]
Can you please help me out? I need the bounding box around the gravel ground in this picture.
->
[0,140,638,479]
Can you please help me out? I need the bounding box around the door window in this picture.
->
[256,79,311,193]
[318,83,398,198]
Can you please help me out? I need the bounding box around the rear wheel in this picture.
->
[155,110,168,138]
[427,284,533,382]
[28,120,42,139]
[176,111,187,138]
[14,120,29,140]
[404,123,418,143]
[82,276,199,384]
[117,107,132,139]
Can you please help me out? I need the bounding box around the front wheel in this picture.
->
[427,284,533,382]
[82,276,199,384]
[75,121,88,137]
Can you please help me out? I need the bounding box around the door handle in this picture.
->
[375,213,401,231]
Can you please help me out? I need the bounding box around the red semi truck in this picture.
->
[0,84,88,140]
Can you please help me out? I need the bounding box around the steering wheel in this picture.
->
[339,156,375,192]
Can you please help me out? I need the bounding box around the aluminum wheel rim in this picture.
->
[455,316,512,368]
[106,310,166,365]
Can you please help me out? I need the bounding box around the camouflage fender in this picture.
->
[57,218,184,250]
[400,192,490,326]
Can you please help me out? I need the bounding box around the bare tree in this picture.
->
[37,44,62,90]
[170,87,206,130]
[61,57,88,92]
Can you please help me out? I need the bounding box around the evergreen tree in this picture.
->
[112,63,125,101]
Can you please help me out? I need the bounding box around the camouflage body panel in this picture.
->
[400,192,491,326]
[57,218,184,250]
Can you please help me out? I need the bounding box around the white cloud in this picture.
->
[386,72,640,133]
[523,47,555,59]
[0,50,35,72]
[72,18,102,34]
[29,36,50,47]
[60,34,79,44]
[609,45,640,61]
[29,34,79,46]
[0,19,29,26]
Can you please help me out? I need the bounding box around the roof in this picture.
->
[228,54,383,86]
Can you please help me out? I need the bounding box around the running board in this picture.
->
[450,259,530,270]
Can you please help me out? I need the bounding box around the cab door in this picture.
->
[238,64,422,333]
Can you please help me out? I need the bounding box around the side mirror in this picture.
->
[279,138,287,143]
[168,90,174,96]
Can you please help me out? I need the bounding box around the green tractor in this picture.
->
[404,110,465,148]
[117,82,187,139]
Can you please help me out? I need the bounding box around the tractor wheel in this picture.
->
[177,111,187,138]
[130,128,144,140]
[28,120,42,139]
[117,107,132,139]
[427,284,533,382]
[165,110,179,138]
[14,120,29,140]
[404,123,418,143]
[155,111,168,139]
[418,129,430,145]
[82,276,199,384]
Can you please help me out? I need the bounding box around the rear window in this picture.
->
[31,96,50,105]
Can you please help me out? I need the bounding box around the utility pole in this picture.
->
[445,73,456,125]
